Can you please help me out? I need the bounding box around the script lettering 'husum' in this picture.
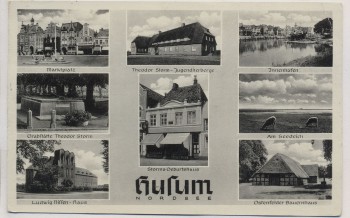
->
[136,176,213,196]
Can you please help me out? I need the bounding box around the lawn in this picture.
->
[140,157,208,166]
[239,112,332,133]
[239,182,332,200]
[17,109,108,132]
[18,55,108,67]
[17,191,109,199]
[127,55,220,65]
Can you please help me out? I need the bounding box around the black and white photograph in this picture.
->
[239,140,332,200]
[239,11,333,67]
[16,140,109,199]
[17,9,109,66]
[127,11,221,65]
[139,74,208,166]
[17,73,109,132]
[239,74,332,133]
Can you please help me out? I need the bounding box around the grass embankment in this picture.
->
[127,55,220,65]
[278,38,333,67]
[239,112,332,133]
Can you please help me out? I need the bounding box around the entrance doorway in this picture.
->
[30,46,34,55]
[192,133,200,158]
[62,47,67,55]
[269,175,280,186]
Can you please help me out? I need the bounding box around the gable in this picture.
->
[254,154,294,175]
[161,100,183,107]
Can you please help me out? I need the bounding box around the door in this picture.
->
[155,46,159,55]
[192,133,200,159]
[269,175,280,186]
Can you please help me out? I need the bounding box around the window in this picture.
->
[175,112,183,125]
[204,119,208,131]
[170,46,173,51]
[191,46,196,52]
[175,46,179,51]
[187,111,196,124]
[193,144,200,154]
[205,45,208,51]
[150,114,156,126]
[165,47,168,52]
[160,113,167,126]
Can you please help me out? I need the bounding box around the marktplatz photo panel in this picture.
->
[239,74,332,133]
[17,73,109,132]
[17,9,109,67]
[17,139,109,200]
[239,140,332,200]
[139,74,209,166]
[127,10,221,65]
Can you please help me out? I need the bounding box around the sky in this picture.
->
[140,74,209,98]
[239,11,332,28]
[262,140,329,166]
[239,74,332,109]
[17,9,109,33]
[17,140,109,186]
[127,10,221,51]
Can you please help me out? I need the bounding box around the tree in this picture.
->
[34,165,59,192]
[82,74,109,109]
[239,140,268,182]
[101,140,109,174]
[61,179,74,188]
[16,140,61,174]
[322,140,332,180]
[323,140,332,162]
[314,17,333,36]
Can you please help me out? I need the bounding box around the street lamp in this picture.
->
[53,22,60,59]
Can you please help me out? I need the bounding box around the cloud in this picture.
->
[239,11,332,28]
[150,75,208,97]
[128,11,221,50]
[264,140,327,166]
[261,12,287,25]
[287,13,312,24]
[18,10,109,33]
[239,79,287,95]
[256,95,278,104]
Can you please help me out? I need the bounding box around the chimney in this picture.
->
[182,23,185,27]
[158,30,161,34]
[193,75,198,85]
[172,83,179,91]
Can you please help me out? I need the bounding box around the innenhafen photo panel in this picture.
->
[127,10,221,65]
[239,11,333,67]
[17,9,109,67]
[16,139,109,200]
[239,74,332,133]
[17,73,109,132]
[139,74,209,166]
[239,139,332,200]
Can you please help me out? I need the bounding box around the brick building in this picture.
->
[131,22,217,56]
[17,17,45,55]
[25,149,97,190]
